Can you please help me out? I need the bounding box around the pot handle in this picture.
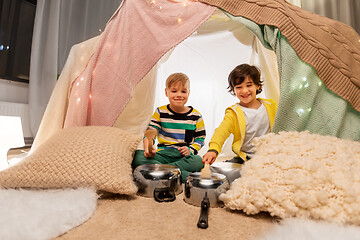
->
[184,179,191,198]
[197,192,210,229]
[154,187,176,202]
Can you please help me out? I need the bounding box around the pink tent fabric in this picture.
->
[64,0,215,127]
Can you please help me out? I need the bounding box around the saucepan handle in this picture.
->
[197,192,210,229]
[153,187,176,202]
[184,179,191,198]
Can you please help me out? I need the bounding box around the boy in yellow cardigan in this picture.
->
[202,64,277,164]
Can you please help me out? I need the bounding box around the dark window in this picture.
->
[0,0,36,83]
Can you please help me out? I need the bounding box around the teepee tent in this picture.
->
[32,0,360,153]
[149,9,280,156]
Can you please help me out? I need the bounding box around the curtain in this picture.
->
[29,0,122,137]
[29,0,60,138]
[286,0,301,7]
[301,0,360,33]
[57,0,123,73]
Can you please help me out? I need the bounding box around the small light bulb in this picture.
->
[177,18,182,23]
[296,108,305,116]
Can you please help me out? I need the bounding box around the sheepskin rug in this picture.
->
[258,218,360,240]
[0,188,97,240]
[220,131,360,225]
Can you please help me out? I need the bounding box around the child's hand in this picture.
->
[143,137,156,158]
[178,146,190,156]
[202,151,217,164]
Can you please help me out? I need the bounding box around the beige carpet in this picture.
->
[55,192,276,240]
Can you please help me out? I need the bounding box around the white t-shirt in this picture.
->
[240,103,270,158]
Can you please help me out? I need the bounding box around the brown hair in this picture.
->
[166,73,190,90]
[227,64,263,95]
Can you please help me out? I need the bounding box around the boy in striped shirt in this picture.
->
[132,73,206,182]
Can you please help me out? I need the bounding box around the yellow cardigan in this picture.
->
[208,98,278,160]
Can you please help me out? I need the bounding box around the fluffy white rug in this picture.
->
[0,188,97,240]
[258,218,360,240]
[220,131,360,224]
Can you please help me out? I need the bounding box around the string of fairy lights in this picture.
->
[73,0,195,106]
[149,0,194,24]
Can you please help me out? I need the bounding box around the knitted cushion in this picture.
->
[220,131,360,225]
[0,126,142,195]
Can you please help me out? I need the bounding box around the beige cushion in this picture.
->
[0,126,142,195]
[220,131,360,225]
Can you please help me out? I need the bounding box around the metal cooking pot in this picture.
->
[184,172,229,208]
[210,162,242,183]
[184,172,229,229]
[133,164,182,202]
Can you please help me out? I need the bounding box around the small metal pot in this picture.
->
[133,164,182,202]
[210,162,242,184]
[184,172,229,208]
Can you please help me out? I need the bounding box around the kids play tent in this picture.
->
[32,0,360,151]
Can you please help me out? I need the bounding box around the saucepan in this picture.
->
[184,172,229,208]
[184,172,229,229]
[184,162,242,229]
[210,161,242,183]
[184,161,242,208]
[133,164,182,202]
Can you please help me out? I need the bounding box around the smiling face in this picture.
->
[165,81,190,113]
[234,76,261,109]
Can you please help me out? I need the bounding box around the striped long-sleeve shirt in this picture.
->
[148,105,206,154]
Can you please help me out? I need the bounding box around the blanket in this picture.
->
[64,0,215,127]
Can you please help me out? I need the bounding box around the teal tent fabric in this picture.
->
[225,12,360,141]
